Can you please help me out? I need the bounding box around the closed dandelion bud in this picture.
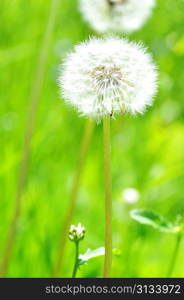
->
[79,0,155,34]
[59,36,158,120]
[69,223,85,242]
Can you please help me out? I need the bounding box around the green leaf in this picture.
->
[78,247,105,265]
[130,209,177,233]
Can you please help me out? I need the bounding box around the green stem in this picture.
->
[52,120,94,277]
[167,233,182,277]
[103,116,112,278]
[0,0,60,278]
[72,241,79,278]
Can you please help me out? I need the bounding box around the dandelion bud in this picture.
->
[59,36,158,120]
[79,0,155,34]
[69,223,85,242]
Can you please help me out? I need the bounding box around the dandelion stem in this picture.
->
[0,0,60,277]
[103,115,112,278]
[52,119,94,277]
[167,233,182,277]
[72,241,79,278]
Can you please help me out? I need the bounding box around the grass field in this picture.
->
[0,0,184,278]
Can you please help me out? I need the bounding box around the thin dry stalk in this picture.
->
[0,0,60,277]
[52,119,94,277]
[103,116,112,278]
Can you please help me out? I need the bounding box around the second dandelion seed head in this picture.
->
[59,36,158,120]
[79,0,155,34]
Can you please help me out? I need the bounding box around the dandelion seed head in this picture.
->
[59,36,158,120]
[79,0,155,34]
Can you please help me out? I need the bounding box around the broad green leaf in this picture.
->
[130,209,178,233]
[79,247,105,265]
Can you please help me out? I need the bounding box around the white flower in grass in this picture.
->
[79,0,155,34]
[122,188,140,204]
[59,36,158,120]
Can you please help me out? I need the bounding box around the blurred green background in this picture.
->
[0,0,184,277]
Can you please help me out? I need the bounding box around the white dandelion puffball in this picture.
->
[79,0,155,34]
[59,36,158,120]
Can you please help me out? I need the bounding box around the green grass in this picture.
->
[0,0,184,277]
